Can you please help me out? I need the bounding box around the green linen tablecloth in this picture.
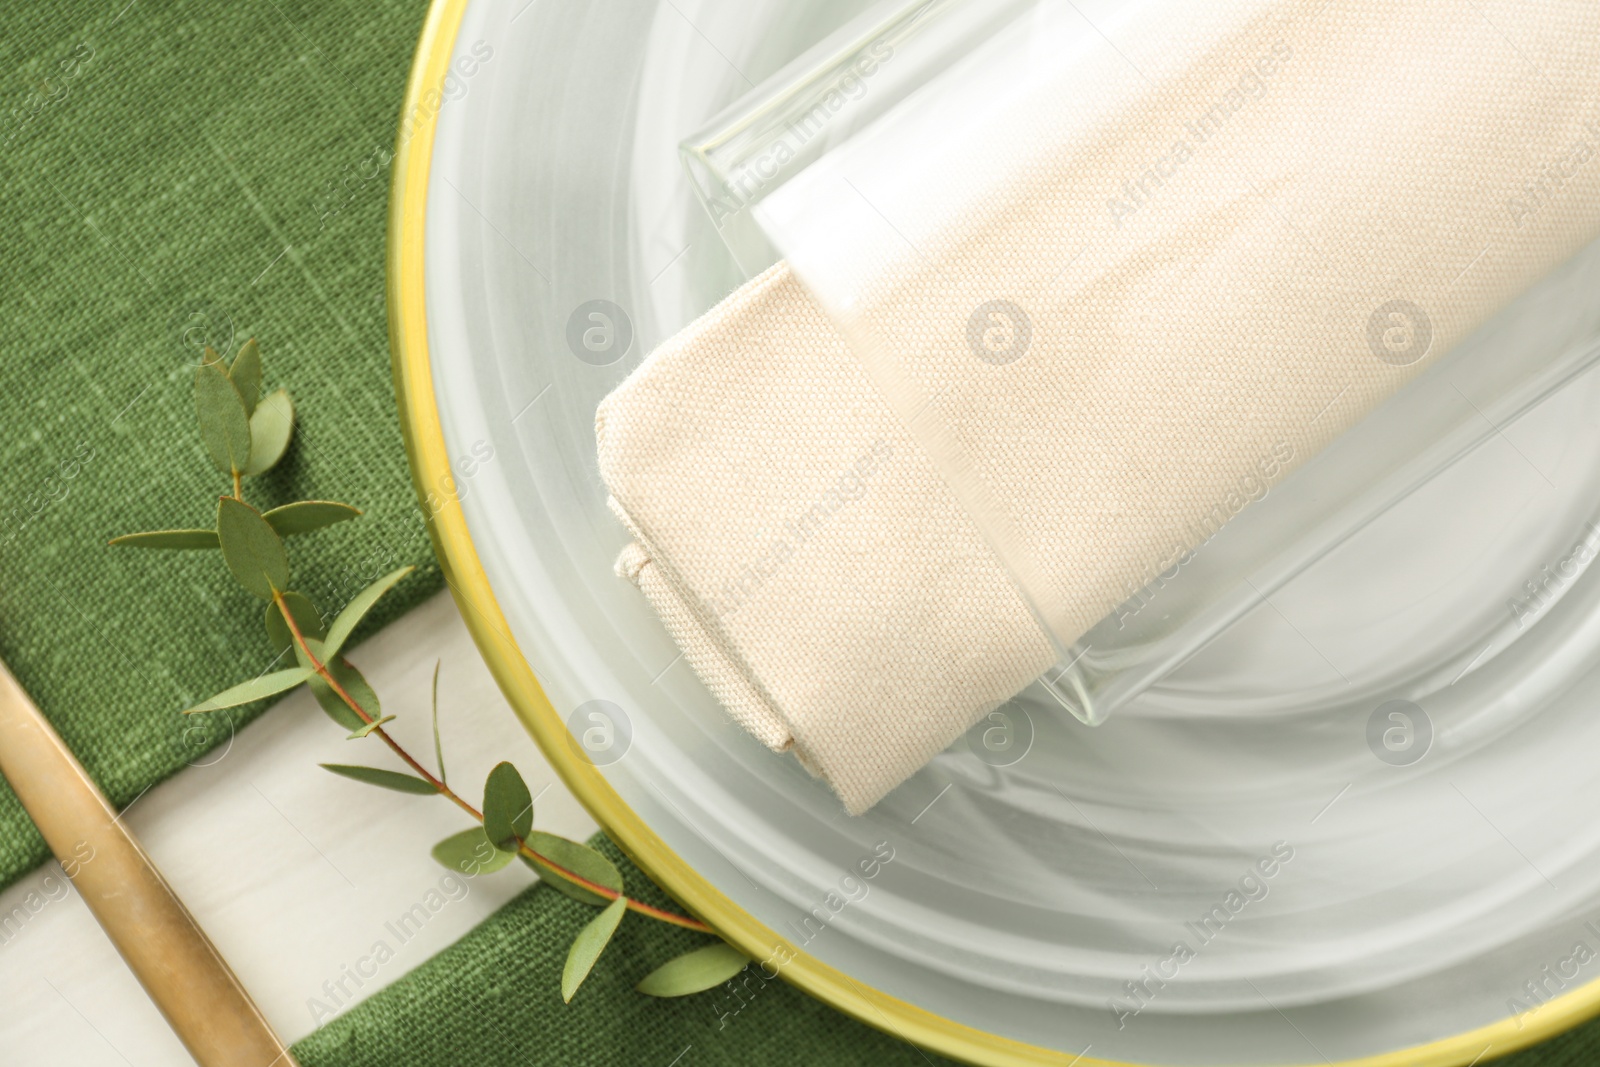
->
[0,0,444,888]
[294,837,965,1067]
[0,0,1594,1064]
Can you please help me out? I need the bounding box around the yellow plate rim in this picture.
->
[386,1,1600,1062]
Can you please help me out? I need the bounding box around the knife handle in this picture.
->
[0,660,298,1067]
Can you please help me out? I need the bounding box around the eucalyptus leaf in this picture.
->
[311,657,380,732]
[563,898,626,1003]
[216,497,288,599]
[195,361,252,476]
[320,763,437,795]
[635,943,750,998]
[230,338,262,415]
[431,660,446,786]
[347,714,395,739]
[322,565,414,661]
[431,827,515,876]
[265,591,325,654]
[183,667,311,714]
[482,761,533,849]
[243,389,294,476]
[108,529,219,550]
[293,635,376,732]
[521,831,622,906]
[263,500,362,537]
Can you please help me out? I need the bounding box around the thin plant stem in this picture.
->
[271,591,712,934]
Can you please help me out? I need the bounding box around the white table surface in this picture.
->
[0,590,596,1066]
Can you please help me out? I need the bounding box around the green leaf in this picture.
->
[563,898,626,1003]
[322,566,414,661]
[292,635,377,732]
[108,529,219,550]
[230,338,262,415]
[265,592,325,654]
[482,761,533,849]
[521,832,622,906]
[195,361,252,476]
[183,667,311,714]
[320,763,438,795]
[347,714,396,739]
[431,660,446,786]
[311,657,379,732]
[263,500,362,537]
[431,827,515,876]
[636,943,750,998]
[243,389,294,476]
[216,497,289,599]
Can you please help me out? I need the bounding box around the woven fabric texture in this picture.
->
[0,0,441,890]
[292,834,964,1067]
[597,0,1600,814]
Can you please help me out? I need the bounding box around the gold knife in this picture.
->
[0,659,299,1067]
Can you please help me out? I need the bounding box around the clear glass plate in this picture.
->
[413,0,1600,1061]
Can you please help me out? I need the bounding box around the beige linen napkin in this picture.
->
[597,0,1600,814]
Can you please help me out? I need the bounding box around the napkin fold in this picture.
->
[598,0,1600,814]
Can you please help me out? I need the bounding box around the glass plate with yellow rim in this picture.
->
[390,0,1600,1062]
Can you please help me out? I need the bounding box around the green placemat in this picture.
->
[294,835,962,1067]
[0,0,441,889]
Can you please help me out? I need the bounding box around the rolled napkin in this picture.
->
[597,0,1600,814]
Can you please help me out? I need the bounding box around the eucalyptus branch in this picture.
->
[110,339,743,1002]
[271,590,711,933]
